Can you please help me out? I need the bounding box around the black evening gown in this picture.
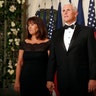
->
[19,41,51,96]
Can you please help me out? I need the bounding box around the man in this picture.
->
[46,3,96,96]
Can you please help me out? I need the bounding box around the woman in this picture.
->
[14,16,50,96]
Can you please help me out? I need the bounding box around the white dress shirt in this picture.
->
[63,22,76,51]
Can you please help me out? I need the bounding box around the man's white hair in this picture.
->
[62,3,77,12]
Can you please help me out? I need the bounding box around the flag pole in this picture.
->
[44,1,46,9]
[69,0,71,3]
[59,0,61,2]
[43,1,46,26]
[35,3,40,17]
[51,0,53,6]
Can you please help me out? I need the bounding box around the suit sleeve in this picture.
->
[47,30,57,82]
[88,28,96,79]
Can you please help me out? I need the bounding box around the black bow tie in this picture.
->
[64,24,74,29]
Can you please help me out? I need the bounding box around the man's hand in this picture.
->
[88,80,96,92]
[46,81,55,92]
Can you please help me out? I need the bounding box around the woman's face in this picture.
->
[28,22,38,35]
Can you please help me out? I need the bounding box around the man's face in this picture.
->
[62,4,78,24]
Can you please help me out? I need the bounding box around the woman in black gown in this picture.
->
[14,16,51,96]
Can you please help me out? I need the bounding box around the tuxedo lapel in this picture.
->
[59,27,67,51]
[59,25,81,52]
[68,25,81,51]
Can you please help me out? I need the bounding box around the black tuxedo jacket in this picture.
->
[47,24,96,95]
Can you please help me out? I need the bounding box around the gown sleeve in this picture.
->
[19,41,25,50]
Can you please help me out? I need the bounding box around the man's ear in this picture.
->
[75,12,78,17]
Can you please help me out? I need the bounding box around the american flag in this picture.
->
[47,5,55,39]
[87,0,96,31]
[77,0,85,25]
[56,1,62,29]
[87,0,96,39]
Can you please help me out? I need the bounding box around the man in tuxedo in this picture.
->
[46,3,96,96]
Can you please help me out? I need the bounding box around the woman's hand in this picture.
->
[14,81,20,93]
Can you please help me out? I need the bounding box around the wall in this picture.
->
[27,0,96,26]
